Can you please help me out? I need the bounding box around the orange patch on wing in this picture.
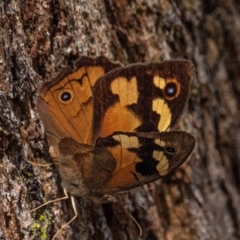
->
[104,133,142,190]
[86,66,105,87]
[43,66,106,144]
[105,164,138,190]
[100,106,141,137]
[109,134,139,171]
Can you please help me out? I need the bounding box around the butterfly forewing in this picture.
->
[38,58,193,147]
[92,60,194,142]
[37,56,123,147]
[95,131,195,194]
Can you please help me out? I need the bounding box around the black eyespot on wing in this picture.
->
[164,82,177,97]
[165,146,175,154]
[61,92,71,101]
[58,90,74,104]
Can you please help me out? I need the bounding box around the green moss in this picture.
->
[192,83,201,96]
[26,172,33,177]
[31,210,51,240]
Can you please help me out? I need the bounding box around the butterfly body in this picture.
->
[37,56,195,197]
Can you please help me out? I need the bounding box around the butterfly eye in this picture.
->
[165,146,175,154]
[58,90,74,104]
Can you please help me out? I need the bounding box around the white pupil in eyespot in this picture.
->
[61,92,71,101]
[167,86,175,95]
[166,147,175,153]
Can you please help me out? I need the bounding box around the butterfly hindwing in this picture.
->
[51,131,195,196]
[95,131,195,194]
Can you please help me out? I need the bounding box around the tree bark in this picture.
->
[1,0,240,239]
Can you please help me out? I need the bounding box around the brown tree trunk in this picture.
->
[1,0,240,239]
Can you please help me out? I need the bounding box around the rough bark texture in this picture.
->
[1,0,240,239]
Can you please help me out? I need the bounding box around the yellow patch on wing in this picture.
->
[111,76,138,106]
[154,138,166,147]
[109,134,140,172]
[152,98,171,131]
[154,137,169,176]
[100,77,141,137]
[152,75,172,131]
[112,134,139,149]
[153,75,166,89]
[153,149,164,162]
[156,154,169,176]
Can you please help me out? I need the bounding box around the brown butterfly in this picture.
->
[37,56,194,197]
[35,56,195,238]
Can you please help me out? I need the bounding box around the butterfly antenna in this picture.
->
[52,191,78,240]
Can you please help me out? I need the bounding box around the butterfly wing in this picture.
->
[52,137,116,197]
[92,60,194,141]
[37,56,123,147]
[53,131,195,196]
[95,131,195,193]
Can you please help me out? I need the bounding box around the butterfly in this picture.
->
[36,56,195,198]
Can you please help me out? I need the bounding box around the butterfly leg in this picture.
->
[52,189,78,240]
[31,188,69,212]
